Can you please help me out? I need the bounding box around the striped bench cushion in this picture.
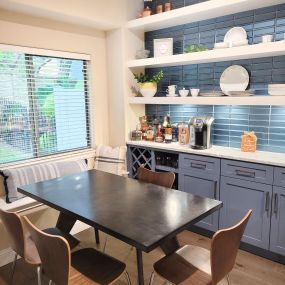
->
[0,159,88,204]
[94,145,127,176]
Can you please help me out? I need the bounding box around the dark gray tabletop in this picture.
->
[18,169,222,252]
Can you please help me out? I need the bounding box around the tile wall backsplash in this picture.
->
[144,2,285,153]
[145,105,285,153]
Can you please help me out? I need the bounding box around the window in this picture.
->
[0,48,91,164]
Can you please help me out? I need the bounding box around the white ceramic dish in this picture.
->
[179,89,189,97]
[166,93,178,97]
[231,39,249,47]
[268,84,285,88]
[224,27,247,45]
[220,65,249,96]
[190,88,200,97]
[214,42,229,49]
[268,90,285,96]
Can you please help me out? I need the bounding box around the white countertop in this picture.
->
[127,141,285,168]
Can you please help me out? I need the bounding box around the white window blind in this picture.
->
[0,48,91,164]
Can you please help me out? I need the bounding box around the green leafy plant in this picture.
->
[184,44,208,53]
[133,70,164,83]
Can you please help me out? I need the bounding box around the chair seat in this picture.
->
[24,236,41,265]
[69,248,126,285]
[154,245,212,285]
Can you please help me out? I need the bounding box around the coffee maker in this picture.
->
[188,117,214,149]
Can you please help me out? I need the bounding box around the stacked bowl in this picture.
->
[268,84,285,96]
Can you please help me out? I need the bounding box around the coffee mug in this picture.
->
[262,35,273,43]
[167,85,177,95]
[191,88,200,97]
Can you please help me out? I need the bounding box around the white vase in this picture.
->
[139,82,157,97]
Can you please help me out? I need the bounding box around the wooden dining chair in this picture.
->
[137,166,175,188]
[149,209,252,285]
[0,209,41,285]
[23,216,132,285]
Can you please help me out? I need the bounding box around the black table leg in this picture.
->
[136,248,144,285]
[56,212,77,232]
[160,236,180,255]
[52,212,80,248]
[94,228,100,244]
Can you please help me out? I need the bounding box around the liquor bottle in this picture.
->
[164,114,172,143]
[140,116,148,141]
[146,125,154,141]
[155,117,164,143]
[172,123,179,142]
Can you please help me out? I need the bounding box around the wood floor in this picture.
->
[0,228,284,285]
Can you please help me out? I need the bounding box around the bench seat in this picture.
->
[0,196,43,213]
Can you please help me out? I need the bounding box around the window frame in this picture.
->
[0,44,94,167]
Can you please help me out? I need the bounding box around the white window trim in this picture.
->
[0,43,91,61]
[0,148,96,170]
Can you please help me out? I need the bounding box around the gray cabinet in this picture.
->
[127,143,285,257]
[220,176,272,249]
[221,159,273,185]
[270,186,285,255]
[179,154,220,231]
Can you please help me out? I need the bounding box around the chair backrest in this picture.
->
[210,210,252,285]
[0,209,25,257]
[137,167,175,188]
[23,216,70,285]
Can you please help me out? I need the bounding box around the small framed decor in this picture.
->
[154,38,173,57]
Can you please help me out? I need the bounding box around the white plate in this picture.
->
[231,39,249,47]
[220,65,249,96]
[268,90,285,96]
[224,27,247,44]
[214,42,229,49]
[166,93,178,97]
[269,84,285,88]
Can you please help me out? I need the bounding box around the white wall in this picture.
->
[106,0,145,146]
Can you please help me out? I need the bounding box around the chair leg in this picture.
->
[49,281,52,285]
[149,271,155,285]
[9,253,18,285]
[36,266,41,285]
[103,236,108,253]
[227,274,231,285]
[124,271,132,285]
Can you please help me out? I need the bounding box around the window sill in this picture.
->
[1,148,96,170]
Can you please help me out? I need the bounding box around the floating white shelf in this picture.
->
[129,96,285,106]
[127,41,285,68]
[127,0,284,32]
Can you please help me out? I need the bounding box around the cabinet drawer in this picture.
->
[221,159,273,185]
[274,167,285,187]
[179,154,220,178]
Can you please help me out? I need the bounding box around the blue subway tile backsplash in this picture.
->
[146,105,285,153]
[144,2,285,153]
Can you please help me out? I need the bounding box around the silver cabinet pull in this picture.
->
[265,192,270,212]
[274,193,279,214]
[190,162,207,170]
[235,169,255,178]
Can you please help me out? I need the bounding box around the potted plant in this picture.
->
[133,70,164,97]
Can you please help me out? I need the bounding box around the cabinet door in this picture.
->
[270,186,285,255]
[179,169,219,231]
[220,176,271,249]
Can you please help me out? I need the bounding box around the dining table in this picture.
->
[18,169,222,285]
